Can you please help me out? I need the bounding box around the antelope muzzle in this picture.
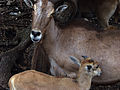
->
[30,29,42,42]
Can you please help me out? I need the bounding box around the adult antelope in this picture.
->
[9,56,101,90]
[30,0,120,84]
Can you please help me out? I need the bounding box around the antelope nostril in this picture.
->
[32,31,34,35]
[32,31,41,37]
[37,32,41,36]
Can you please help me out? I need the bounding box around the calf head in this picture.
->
[70,56,101,77]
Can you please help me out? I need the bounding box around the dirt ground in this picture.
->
[0,0,120,90]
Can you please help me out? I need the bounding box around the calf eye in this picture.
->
[87,65,92,70]
[96,65,99,68]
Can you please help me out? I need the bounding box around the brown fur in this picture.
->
[31,0,120,84]
[9,58,101,90]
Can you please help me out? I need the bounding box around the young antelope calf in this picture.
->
[9,56,101,90]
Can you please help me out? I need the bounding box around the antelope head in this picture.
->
[30,0,54,42]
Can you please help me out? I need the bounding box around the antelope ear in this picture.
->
[47,1,54,17]
[70,56,81,67]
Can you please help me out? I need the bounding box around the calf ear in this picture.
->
[82,56,91,60]
[47,1,54,17]
[70,56,81,67]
